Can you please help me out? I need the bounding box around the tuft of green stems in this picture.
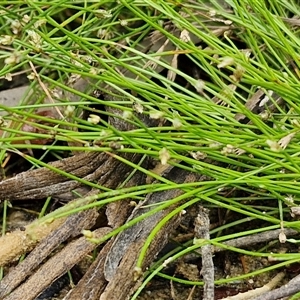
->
[1,0,300,295]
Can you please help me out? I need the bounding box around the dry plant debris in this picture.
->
[1,1,300,300]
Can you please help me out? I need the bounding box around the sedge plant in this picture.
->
[1,0,300,297]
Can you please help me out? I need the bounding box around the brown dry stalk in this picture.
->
[0,151,104,200]
[63,240,114,300]
[3,227,112,300]
[0,208,98,297]
[0,215,66,267]
[253,273,300,300]
[221,272,285,300]
[213,228,299,253]
[194,207,214,300]
[99,168,205,300]
[0,150,142,270]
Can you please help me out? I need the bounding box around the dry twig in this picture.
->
[3,227,111,300]
[221,272,285,300]
[194,207,214,300]
[0,208,98,297]
[253,273,300,300]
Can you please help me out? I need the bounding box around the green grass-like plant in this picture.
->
[1,0,300,297]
